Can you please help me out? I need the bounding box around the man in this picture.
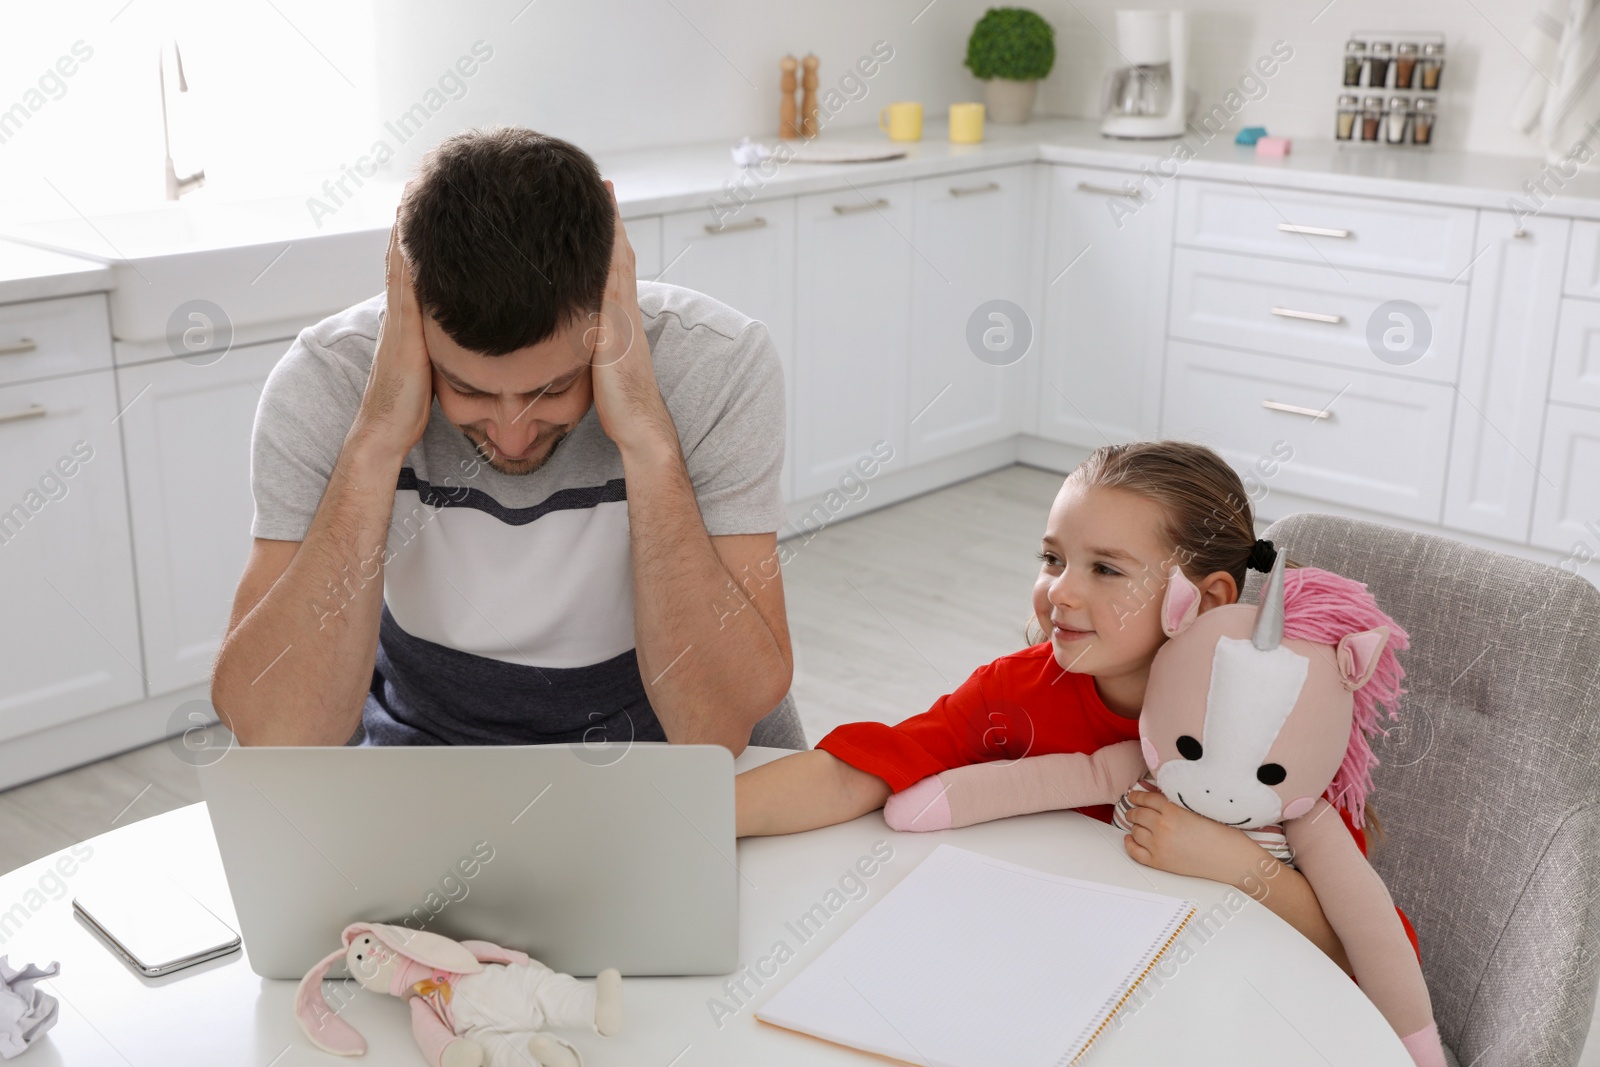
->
[212,127,801,754]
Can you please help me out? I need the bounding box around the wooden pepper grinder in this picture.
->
[800,54,819,138]
[779,55,800,139]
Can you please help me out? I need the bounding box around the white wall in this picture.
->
[0,0,1561,225]
[371,0,1548,167]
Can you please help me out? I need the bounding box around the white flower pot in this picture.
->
[984,78,1038,124]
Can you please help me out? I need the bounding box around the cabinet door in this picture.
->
[906,165,1032,464]
[792,180,913,498]
[660,200,796,501]
[1530,403,1600,553]
[1443,211,1568,542]
[0,373,144,741]
[1036,165,1174,447]
[118,342,288,696]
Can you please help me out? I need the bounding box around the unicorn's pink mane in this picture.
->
[1278,567,1410,827]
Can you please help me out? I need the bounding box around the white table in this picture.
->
[0,746,1410,1066]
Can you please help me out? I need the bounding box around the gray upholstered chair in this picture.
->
[1245,513,1600,1067]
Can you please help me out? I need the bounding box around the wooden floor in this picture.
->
[5,461,1598,1062]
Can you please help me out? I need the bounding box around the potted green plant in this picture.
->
[964,7,1056,124]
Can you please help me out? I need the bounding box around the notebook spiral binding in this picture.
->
[1057,901,1199,1066]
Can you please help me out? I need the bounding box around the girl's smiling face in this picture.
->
[1032,482,1184,709]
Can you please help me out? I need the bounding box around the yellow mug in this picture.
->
[950,102,985,144]
[879,101,923,142]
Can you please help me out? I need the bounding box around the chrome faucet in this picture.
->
[160,40,205,200]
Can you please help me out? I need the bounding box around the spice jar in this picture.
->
[1336,94,1359,141]
[1343,40,1368,87]
[1395,42,1418,89]
[1412,97,1436,145]
[1385,97,1409,144]
[1419,42,1445,90]
[1361,96,1384,141]
[1369,42,1393,88]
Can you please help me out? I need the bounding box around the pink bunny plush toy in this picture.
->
[295,922,623,1067]
[883,552,1445,1067]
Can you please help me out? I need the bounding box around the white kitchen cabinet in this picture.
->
[1551,295,1600,411]
[1162,340,1455,523]
[1035,164,1174,447]
[0,293,114,387]
[906,165,1033,464]
[1167,246,1467,384]
[659,200,796,501]
[1442,211,1569,542]
[0,371,144,742]
[791,180,913,498]
[1175,180,1478,280]
[1564,220,1600,299]
[1530,403,1600,553]
[118,342,288,696]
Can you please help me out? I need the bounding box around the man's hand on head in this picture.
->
[351,209,435,464]
[589,179,676,461]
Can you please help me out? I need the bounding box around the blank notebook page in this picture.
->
[756,844,1196,1067]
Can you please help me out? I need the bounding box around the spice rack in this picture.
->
[1335,31,1445,148]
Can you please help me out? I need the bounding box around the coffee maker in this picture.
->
[1100,9,1189,139]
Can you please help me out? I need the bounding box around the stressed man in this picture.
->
[212,127,801,753]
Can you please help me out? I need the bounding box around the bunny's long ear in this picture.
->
[295,945,367,1056]
[1161,565,1201,637]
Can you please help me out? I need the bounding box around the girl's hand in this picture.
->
[1121,788,1265,884]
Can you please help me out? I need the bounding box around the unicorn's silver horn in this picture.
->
[1251,547,1286,651]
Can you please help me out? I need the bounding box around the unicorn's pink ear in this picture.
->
[1161,565,1201,637]
[1337,626,1390,691]
[295,945,366,1056]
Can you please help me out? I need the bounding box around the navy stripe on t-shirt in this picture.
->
[395,468,628,527]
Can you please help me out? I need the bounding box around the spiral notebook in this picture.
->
[755,844,1196,1067]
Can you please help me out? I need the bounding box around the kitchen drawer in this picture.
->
[1530,403,1600,552]
[1160,340,1454,523]
[1565,220,1600,299]
[0,293,114,387]
[1552,297,1600,410]
[1168,247,1465,383]
[1175,180,1478,280]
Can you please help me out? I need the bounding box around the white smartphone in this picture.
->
[73,878,241,977]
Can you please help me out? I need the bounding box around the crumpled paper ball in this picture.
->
[0,956,59,1060]
[730,135,773,168]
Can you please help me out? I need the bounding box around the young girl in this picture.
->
[737,440,1393,975]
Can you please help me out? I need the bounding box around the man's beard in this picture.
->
[461,424,572,475]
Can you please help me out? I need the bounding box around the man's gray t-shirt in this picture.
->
[250,281,796,746]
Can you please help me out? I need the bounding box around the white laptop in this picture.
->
[197,742,738,980]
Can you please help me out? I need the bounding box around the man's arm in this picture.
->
[589,180,793,754]
[212,221,434,745]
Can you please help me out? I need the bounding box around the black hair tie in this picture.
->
[1247,538,1278,573]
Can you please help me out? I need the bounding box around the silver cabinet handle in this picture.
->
[1262,399,1334,420]
[0,338,37,356]
[0,404,47,425]
[1277,223,1351,238]
[1271,306,1344,325]
[704,216,768,235]
[833,198,889,215]
[1077,181,1140,200]
[950,181,1000,197]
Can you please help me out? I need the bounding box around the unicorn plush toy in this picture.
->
[884,552,1445,1067]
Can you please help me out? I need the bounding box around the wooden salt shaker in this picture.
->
[801,54,819,138]
[779,55,799,139]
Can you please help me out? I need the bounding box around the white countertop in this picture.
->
[0,239,113,307]
[5,113,1593,310]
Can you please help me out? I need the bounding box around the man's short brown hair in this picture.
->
[398,126,615,356]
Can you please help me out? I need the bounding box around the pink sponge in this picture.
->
[1256,135,1292,157]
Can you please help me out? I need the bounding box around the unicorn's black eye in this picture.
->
[1257,763,1287,786]
[1175,735,1202,760]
